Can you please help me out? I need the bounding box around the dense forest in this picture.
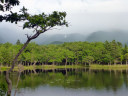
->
[0,40,128,67]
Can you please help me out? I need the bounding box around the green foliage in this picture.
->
[110,40,121,59]
[125,53,128,60]
[0,0,19,11]
[123,44,128,55]
[1,5,68,29]
[16,39,21,45]
[0,83,7,96]
[82,56,94,65]
[0,0,68,67]
[0,40,127,66]
[23,11,67,30]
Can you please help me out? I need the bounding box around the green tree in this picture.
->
[61,48,74,66]
[110,40,121,65]
[0,43,13,67]
[123,44,128,55]
[82,56,94,66]
[102,53,113,65]
[125,53,128,65]
[47,45,63,65]
[92,42,104,64]
[0,0,68,95]
[16,39,21,45]
[104,40,111,51]
[119,55,124,65]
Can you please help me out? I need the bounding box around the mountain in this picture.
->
[0,27,26,44]
[37,33,87,44]
[50,41,64,44]
[36,30,128,45]
[86,30,128,44]
[1,28,128,45]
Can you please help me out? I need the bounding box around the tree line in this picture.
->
[0,40,128,66]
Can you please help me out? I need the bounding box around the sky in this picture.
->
[0,0,128,43]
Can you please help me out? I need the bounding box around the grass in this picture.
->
[43,65,82,68]
[1,64,128,71]
[90,64,128,70]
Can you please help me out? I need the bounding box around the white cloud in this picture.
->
[12,0,128,14]
[86,0,128,13]
[1,0,128,43]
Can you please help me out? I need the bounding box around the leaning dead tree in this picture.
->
[0,0,68,95]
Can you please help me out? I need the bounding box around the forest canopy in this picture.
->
[0,40,128,66]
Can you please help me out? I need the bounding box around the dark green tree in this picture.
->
[16,39,21,45]
[123,44,128,55]
[0,0,19,12]
[110,40,121,65]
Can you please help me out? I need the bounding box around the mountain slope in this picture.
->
[37,33,87,44]
[86,31,128,44]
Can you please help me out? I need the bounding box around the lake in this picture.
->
[0,68,128,96]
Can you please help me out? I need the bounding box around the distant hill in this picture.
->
[37,33,87,44]
[1,28,128,45]
[50,41,64,44]
[86,31,128,44]
[0,27,26,44]
[37,30,128,45]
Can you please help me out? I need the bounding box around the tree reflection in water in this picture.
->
[0,68,128,96]
[0,80,7,96]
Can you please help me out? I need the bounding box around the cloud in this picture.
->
[86,0,128,13]
[12,0,128,13]
[0,0,128,43]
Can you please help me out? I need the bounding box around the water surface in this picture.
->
[0,68,128,96]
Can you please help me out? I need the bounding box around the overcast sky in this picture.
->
[0,0,128,43]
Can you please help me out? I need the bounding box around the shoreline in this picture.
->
[0,64,128,71]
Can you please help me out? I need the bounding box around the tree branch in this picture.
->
[25,34,31,39]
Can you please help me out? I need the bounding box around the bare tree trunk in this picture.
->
[121,61,122,65]
[65,57,68,66]
[85,62,86,66]
[6,39,30,96]
[72,62,73,66]
[33,61,36,66]
[52,61,55,66]
[33,68,37,74]
[114,60,116,65]
[89,62,91,66]
[14,72,21,96]
[65,68,68,76]
[6,32,41,96]
[75,58,78,65]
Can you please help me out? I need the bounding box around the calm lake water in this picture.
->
[0,68,128,96]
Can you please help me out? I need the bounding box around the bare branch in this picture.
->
[33,26,38,32]
[25,34,31,39]
[46,26,52,31]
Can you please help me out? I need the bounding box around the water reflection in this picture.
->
[0,68,128,96]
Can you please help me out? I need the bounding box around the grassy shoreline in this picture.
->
[90,64,128,70]
[0,65,82,71]
[0,64,128,71]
